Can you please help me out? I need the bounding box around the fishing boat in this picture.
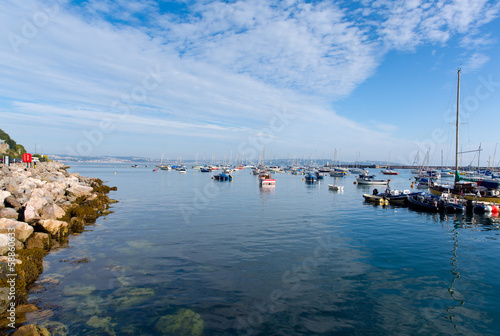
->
[259,172,276,187]
[429,69,500,203]
[356,174,388,185]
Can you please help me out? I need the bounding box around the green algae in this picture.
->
[155,309,204,336]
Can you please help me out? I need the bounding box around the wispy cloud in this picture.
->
[462,52,490,71]
[0,0,498,159]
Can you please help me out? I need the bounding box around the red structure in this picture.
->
[22,153,32,163]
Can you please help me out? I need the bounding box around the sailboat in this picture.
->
[349,151,368,174]
[381,151,399,175]
[429,69,500,203]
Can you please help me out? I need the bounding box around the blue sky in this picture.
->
[1,0,500,166]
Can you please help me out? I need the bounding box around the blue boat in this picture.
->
[304,172,317,182]
[213,172,232,181]
[407,193,440,212]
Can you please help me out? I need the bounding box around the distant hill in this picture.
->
[0,129,27,158]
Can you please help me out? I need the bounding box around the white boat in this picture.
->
[158,164,171,170]
[328,184,344,191]
[349,168,367,174]
[356,174,388,185]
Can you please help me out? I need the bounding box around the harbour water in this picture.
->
[27,164,500,335]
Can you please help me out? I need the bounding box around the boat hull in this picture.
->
[429,185,500,203]
[356,178,387,185]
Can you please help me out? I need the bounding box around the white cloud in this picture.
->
[0,0,498,159]
[462,52,490,71]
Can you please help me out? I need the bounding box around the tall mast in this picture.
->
[478,143,481,170]
[455,69,461,180]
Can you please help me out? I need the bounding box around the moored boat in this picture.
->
[213,172,232,181]
[304,172,318,182]
[381,169,399,175]
[356,174,387,185]
[430,69,500,204]
[407,193,440,212]
[328,184,344,191]
[259,172,276,187]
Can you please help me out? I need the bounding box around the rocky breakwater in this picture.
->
[0,162,116,333]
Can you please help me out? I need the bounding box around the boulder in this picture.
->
[38,219,68,239]
[4,195,22,211]
[25,233,51,250]
[11,324,51,336]
[0,234,10,255]
[0,218,34,242]
[40,204,65,220]
[67,184,94,198]
[24,205,40,224]
[0,191,11,205]
[18,178,37,194]
[0,207,19,220]
[26,195,48,212]
[15,239,24,251]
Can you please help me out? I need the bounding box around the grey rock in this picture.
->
[0,207,18,220]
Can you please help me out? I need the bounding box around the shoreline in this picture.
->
[0,162,116,335]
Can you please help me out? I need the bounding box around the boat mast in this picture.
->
[455,69,461,180]
[478,143,481,171]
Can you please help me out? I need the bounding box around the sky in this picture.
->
[1,0,500,166]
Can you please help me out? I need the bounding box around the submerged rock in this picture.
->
[62,284,96,297]
[155,309,204,336]
[110,287,155,310]
[39,321,69,336]
[86,315,111,328]
[11,324,51,336]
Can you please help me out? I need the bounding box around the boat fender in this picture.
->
[485,205,492,212]
[491,205,499,214]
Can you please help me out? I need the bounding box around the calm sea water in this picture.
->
[26,164,500,335]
